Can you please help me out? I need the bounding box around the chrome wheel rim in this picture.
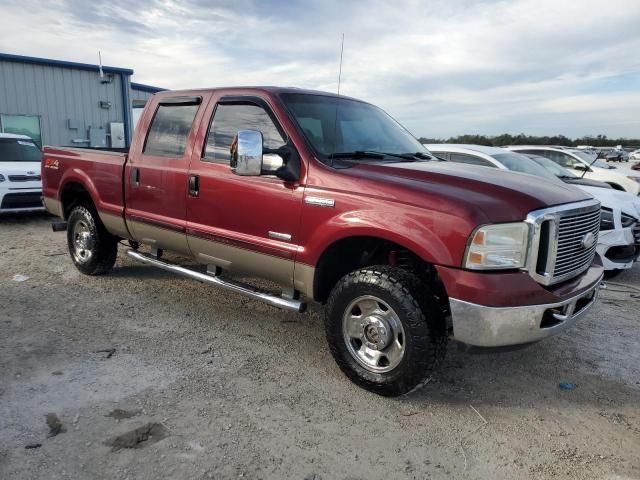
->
[71,220,95,264]
[342,295,405,373]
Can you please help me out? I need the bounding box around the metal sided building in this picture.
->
[0,52,164,148]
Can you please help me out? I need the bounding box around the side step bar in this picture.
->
[126,250,306,313]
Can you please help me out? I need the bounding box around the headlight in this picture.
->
[627,176,640,183]
[0,174,5,182]
[600,208,615,230]
[464,222,529,270]
[621,212,636,228]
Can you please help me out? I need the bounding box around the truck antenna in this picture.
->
[337,33,344,95]
[331,33,345,168]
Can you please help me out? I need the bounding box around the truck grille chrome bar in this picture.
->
[525,199,601,286]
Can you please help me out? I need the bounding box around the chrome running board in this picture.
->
[126,250,306,313]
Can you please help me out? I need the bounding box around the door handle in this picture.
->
[132,167,140,187]
[188,175,199,197]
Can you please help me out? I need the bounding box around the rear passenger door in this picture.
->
[125,96,205,254]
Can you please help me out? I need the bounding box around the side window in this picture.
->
[143,103,199,157]
[449,152,495,167]
[546,151,574,168]
[0,114,42,148]
[431,151,449,161]
[204,103,285,164]
[519,149,543,156]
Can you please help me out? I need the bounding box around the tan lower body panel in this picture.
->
[188,235,295,288]
[128,220,191,255]
[126,220,316,298]
[293,263,315,299]
[99,212,131,239]
[43,198,62,218]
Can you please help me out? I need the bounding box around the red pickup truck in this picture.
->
[42,87,603,396]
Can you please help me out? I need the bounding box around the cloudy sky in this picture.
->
[1,0,639,139]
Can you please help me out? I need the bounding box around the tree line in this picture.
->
[417,133,640,148]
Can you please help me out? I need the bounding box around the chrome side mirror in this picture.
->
[262,153,284,173]
[232,130,263,176]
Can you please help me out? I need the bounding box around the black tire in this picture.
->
[603,269,624,279]
[325,266,447,396]
[66,205,118,275]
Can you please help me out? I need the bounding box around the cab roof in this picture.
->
[153,86,362,102]
[0,133,33,140]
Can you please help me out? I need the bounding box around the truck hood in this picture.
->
[349,161,592,222]
[576,185,640,219]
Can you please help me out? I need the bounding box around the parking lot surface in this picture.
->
[1,213,639,480]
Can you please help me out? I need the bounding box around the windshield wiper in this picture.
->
[409,151,435,160]
[328,151,433,161]
[328,151,387,160]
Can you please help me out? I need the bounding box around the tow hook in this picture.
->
[51,221,68,232]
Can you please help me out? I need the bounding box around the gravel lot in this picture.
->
[1,213,639,480]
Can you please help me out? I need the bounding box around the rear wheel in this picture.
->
[67,205,118,275]
[325,266,447,396]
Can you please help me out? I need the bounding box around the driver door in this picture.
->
[186,95,305,287]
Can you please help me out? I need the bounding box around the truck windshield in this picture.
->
[0,138,42,162]
[280,93,428,162]
[528,155,577,178]
[570,150,610,169]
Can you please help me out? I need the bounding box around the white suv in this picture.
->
[0,133,44,213]
[506,146,640,195]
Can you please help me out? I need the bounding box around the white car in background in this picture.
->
[425,144,640,277]
[506,146,640,195]
[630,149,640,161]
[0,133,44,213]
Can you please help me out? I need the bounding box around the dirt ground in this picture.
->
[1,213,639,480]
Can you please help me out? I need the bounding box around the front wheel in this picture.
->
[325,266,447,396]
[67,205,118,275]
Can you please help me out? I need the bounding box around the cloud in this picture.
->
[0,0,639,138]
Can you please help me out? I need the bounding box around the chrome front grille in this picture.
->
[553,209,600,278]
[526,199,601,286]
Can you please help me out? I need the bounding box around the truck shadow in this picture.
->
[403,336,639,410]
[0,211,52,226]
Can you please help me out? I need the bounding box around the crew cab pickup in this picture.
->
[42,87,604,396]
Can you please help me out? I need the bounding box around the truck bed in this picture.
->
[41,146,128,220]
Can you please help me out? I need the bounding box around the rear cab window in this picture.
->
[143,99,201,158]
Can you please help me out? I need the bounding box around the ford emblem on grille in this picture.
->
[581,232,596,249]
[27,171,36,175]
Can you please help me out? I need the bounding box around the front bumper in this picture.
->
[0,189,45,212]
[449,277,601,347]
[438,261,604,347]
